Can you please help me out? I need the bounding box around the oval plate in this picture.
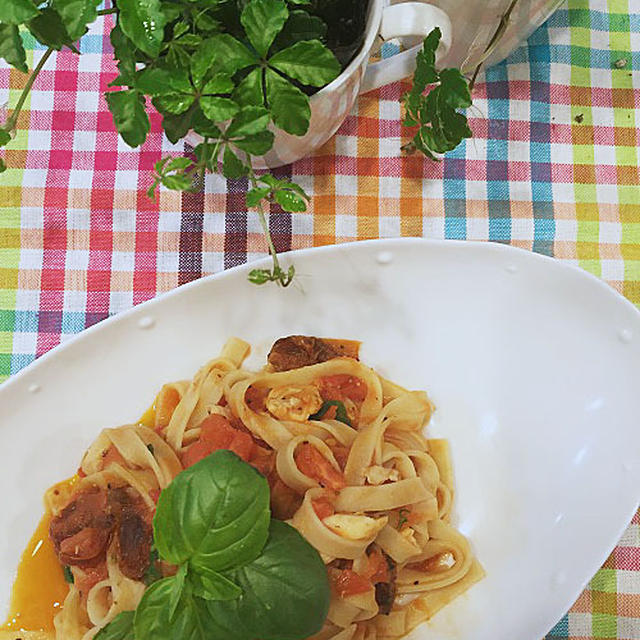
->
[1,238,639,639]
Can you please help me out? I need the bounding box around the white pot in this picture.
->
[185,0,564,168]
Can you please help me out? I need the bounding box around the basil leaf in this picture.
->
[0,0,39,25]
[240,0,288,58]
[51,0,100,41]
[232,130,274,155]
[199,34,256,75]
[200,96,238,122]
[411,27,440,98]
[105,90,150,148]
[168,564,188,621]
[213,520,330,640]
[202,73,234,95]
[233,68,264,107]
[118,0,167,58]
[94,611,135,640]
[189,567,243,601]
[153,450,270,572]
[0,24,27,73]
[161,173,193,190]
[28,7,74,50]
[225,106,270,139]
[310,400,350,425]
[135,577,248,640]
[269,39,340,87]
[265,69,309,136]
[137,67,193,95]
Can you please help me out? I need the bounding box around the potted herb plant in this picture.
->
[0,0,473,285]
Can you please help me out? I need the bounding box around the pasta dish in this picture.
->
[1,336,483,640]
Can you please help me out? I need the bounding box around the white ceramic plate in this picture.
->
[1,239,639,639]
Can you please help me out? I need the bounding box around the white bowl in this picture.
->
[1,238,638,639]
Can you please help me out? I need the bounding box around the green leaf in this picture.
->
[0,0,39,25]
[63,565,74,583]
[412,27,440,96]
[269,39,340,87]
[232,130,274,155]
[118,0,168,58]
[200,96,238,122]
[274,188,307,212]
[194,140,221,170]
[168,564,188,621]
[110,24,137,86]
[438,68,472,109]
[233,68,264,107]
[246,186,270,207]
[51,0,100,41]
[0,158,6,173]
[202,73,234,95]
[172,20,189,39]
[94,611,135,640]
[195,12,219,32]
[247,269,274,285]
[0,129,12,147]
[134,577,249,640]
[28,7,74,50]
[191,108,223,138]
[310,400,350,425]
[240,0,288,57]
[189,567,243,601]
[195,35,256,77]
[210,520,330,640]
[167,43,191,70]
[136,66,193,95]
[274,10,326,51]
[153,450,270,572]
[161,173,193,190]
[161,104,197,143]
[143,548,163,586]
[154,93,195,115]
[222,145,247,179]
[265,69,309,136]
[225,106,270,139]
[105,90,150,148]
[0,24,26,73]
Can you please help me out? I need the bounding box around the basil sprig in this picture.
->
[94,450,330,640]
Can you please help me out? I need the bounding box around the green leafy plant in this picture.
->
[0,0,474,287]
[94,449,330,640]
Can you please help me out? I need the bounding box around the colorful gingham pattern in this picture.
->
[0,0,638,637]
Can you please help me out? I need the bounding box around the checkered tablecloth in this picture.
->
[0,0,638,636]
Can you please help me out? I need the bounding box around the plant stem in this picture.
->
[4,47,54,131]
[97,8,118,16]
[246,164,291,286]
[464,0,520,90]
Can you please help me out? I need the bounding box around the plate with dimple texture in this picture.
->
[1,238,639,639]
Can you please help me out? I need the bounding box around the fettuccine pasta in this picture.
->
[3,336,483,640]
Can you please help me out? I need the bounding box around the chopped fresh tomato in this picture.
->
[101,445,127,470]
[331,445,350,469]
[250,446,275,477]
[155,386,181,429]
[319,375,367,403]
[362,548,390,583]
[269,475,302,520]
[332,569,372,597]
[311,497,335,520]
[180,415,255,468]
[245,385,269,412]
[294,443,346,491]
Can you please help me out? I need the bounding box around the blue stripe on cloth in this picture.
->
[528,19,555,256]
[485,62,511,242]
[443,139,468,239]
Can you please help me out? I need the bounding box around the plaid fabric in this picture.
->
[0,0,639,636]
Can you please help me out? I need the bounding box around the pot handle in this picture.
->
[360,2,452,94]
